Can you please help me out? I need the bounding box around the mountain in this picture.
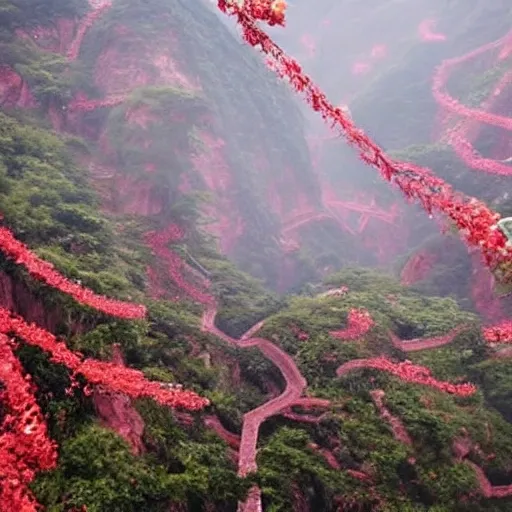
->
[0,1,511,511]
[272,0,512,310]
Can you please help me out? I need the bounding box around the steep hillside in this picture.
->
[2,0,328,288]
[1,1,512,512]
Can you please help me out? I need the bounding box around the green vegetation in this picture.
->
[0,107,268,511]
[0,0,88,106]
[257,427,348,510]
[471,359,512,421]
[258,268,477,384]
[251,269,512,510]
[32,423,245,512]
[0,111,149,311]
[106,86,207,183]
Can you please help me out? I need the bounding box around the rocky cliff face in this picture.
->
[93,345,145,454]
[0,270,60,330]
[61,0,323,284]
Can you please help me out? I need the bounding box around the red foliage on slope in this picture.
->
[0,195,205,510]
[2,2,510,509]
[0,226,146,319]
[0,307,208,410]
[336,357,476,396]
[0,334,58,512]
[483,320,512,344]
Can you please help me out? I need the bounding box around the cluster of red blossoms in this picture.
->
[0,334,58,512]
[336,357,476,397]
[482,320,512,344]
[218,0,287,26]
[0,308,208,411]
[330,308,374,340]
